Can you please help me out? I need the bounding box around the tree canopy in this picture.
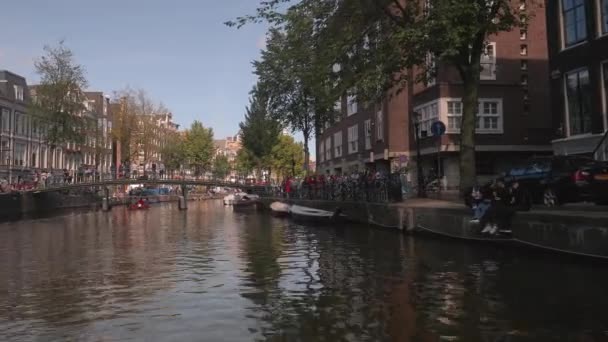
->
[230,0,533,191]
[184,121,215,177]
[271,134,305,180]
[239,86,282,175]
[213,154,231,180]
[30,41,88,146]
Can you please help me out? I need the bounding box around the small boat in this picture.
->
[232,194,259,209]
[129,202,150,210]
[289,205,345,223]
[270,201,291,216]
[224,192,259,205]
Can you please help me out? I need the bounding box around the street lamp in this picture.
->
[412,111,426,198]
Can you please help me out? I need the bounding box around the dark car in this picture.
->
[466,156,608,207]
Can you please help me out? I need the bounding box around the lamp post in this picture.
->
[412,111,426,198]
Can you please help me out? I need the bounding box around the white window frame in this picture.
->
[560,0,587,49]
[347,90,358,116]
[376,109,384,141]
[1,108,9,132]
[364,119,372,150]
[13,85,24,101]
[602,60,608,132]
[443,98,503,134]
[325,137,332,161]
[334,131,343,158]
[414,100,440,137]
[598,0,608,36]
[480,42,496,80]
[347,124,359,154]
[564,67,592,137]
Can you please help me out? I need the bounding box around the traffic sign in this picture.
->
[431,121,446,136]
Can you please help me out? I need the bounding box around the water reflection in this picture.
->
[1,201,608,341]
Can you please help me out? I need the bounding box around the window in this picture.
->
[565,68,592,135]
[562,0,587,47]
[520,44,528,56]
[421,102,439,137]
[519,0,526,10]
[521,74,528,85]
[445,99,503,133]
[447,101,462,132]
[603,63,608,124]
[334,131,343,157]
[325,137,332,161]
[1,108,9,132]
[521,60,528,71]
[376,109,384,141]
[364,120,372,150]
[14,143,26,166]
[1,140,9,165]
[520,29,527,40]
[601,0,608,35]
[347,90,357,116]
[334,98,342,113]
[319,141,325,162]
[13,85,24,101]
[480,42,496,80]
[348,124,359,154]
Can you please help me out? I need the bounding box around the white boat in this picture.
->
[232,193,260,209]
[270,201,291,216]
[224,192,259,205]
[289,205,345,222]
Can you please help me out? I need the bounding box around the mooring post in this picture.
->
[102,186,111,212]
[178,183,188,210]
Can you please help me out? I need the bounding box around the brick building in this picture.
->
[546,0,608,159]
[316,1,553,189]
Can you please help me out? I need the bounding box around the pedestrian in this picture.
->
[285,177,292,199]
[470,186,490,224]
[481,181,510,235]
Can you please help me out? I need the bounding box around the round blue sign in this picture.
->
[431,121,446,136]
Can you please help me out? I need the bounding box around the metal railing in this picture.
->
[262,174,404,203]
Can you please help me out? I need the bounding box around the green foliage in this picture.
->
[232,0,533,190]
[30,41,88,146]
[184,121,215,177]
[161,132,186,174]
[235,149,255,178]
[239,86,282,171]
[271,135,305,180]
[213,154,231,180]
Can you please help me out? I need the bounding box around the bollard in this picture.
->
[102,197,110,212]
[178,196,188,210]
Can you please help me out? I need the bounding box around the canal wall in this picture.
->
[260,198,608,259]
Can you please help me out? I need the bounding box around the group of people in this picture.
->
[470,180,530,235]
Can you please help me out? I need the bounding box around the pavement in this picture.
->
[398,194,608,219]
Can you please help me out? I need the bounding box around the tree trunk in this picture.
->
[459,71,479,195]
[303,131,310,175]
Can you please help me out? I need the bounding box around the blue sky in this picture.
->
[1,0,271,140]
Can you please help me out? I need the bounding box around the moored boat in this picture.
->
[289,205,345,223]
[270,201,291,216]
[129,202,150,210]
[232,194,259,209]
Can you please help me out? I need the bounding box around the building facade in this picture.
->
[0,70,116,183]
[316,1,553,189]
[316,87,410,176]
[546,0,608,158]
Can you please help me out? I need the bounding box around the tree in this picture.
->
[270,134,305,180]
[184,121,214,178]
[112,88,169,166]
[235,149,255,179]
[30,41,88,146]
[213,154,231,180]
[232,0,532,193]
[243,8,336,175]
[161,132,186,177]
[238,86,282,177]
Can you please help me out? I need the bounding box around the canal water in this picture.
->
[1,201,607,342]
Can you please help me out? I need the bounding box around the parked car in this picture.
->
[465,156,608,207]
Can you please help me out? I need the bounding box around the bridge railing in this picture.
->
[257,174,404,203]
